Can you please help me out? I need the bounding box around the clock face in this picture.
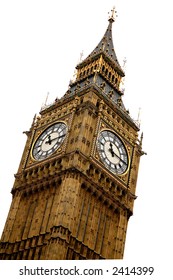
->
[32,122,67,161]
[97,130,128,174]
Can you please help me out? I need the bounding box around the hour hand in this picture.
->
[45,135,52,145]
[108,142,115,157]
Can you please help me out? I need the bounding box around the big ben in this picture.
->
[0,8,143,260]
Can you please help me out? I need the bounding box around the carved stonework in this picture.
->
[0,12,143,260]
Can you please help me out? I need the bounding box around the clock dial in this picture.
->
[32,122,67,161]
[97,130,128,174]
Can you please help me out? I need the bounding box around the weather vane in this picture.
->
[108,6,117,22]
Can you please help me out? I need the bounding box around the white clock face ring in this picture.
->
[97,130,128,174]
[32,122,67,161]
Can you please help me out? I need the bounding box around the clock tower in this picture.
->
[0,10,143,260]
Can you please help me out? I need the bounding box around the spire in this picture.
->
[67,7,127,112]
[77,7,124,77]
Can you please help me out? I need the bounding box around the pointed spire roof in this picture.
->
[77,8,124,77]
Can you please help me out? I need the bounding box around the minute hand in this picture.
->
[50,134,66,142]
[112,150,127,165]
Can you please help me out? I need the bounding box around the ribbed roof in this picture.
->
[77,16,124,77]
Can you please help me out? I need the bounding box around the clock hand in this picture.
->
[109,149,115,157]
[45,134,66,145]
[108,142,115,157]
[108,142,127,166]
[113,151,127,166]
[48,134,66,143]
[45,135,52,145]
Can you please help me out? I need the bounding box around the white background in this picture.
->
[0,0,172,278]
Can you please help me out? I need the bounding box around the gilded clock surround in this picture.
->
[31,121,68,161]
[96,129,129,175]
[0,10,144,260]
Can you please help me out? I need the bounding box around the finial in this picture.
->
[108,6,117,22]
[137,107,141,124]
[79,50,84,62]
[30,113,37,128]
[44,92,49,106]
[123,57,127,70]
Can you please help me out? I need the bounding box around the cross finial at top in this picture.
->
[108,6,117,22]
